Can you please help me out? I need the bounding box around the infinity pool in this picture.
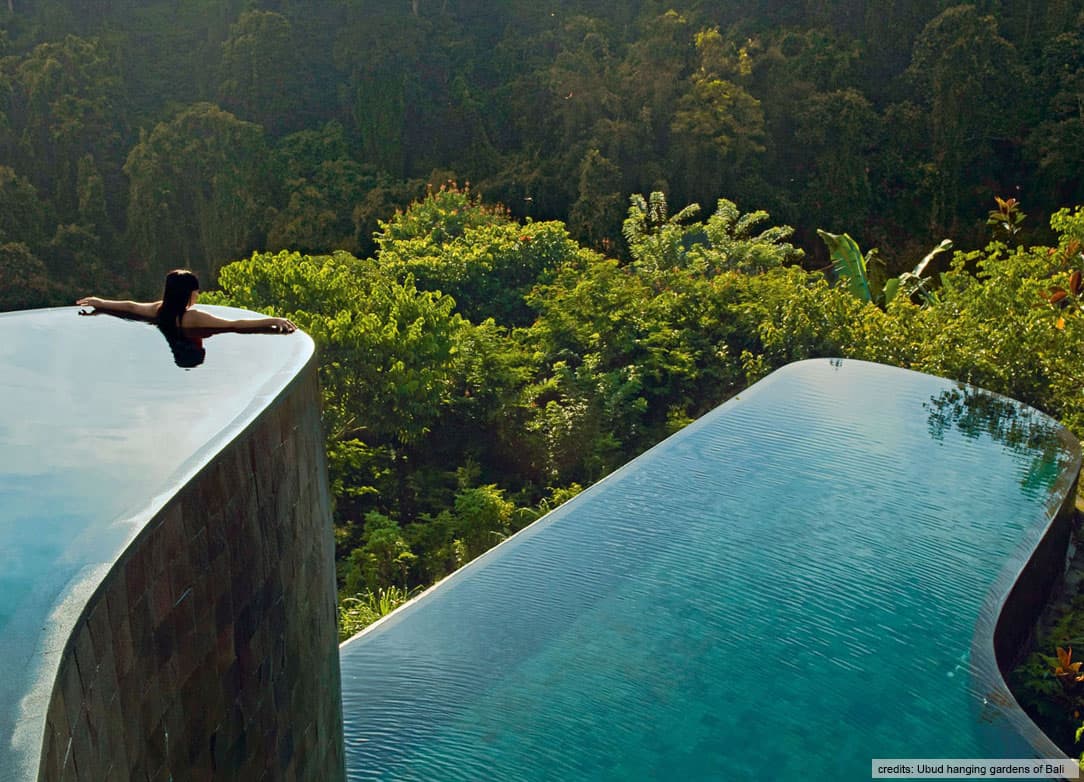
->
[340,359,1080,780]
[0,307,311,779]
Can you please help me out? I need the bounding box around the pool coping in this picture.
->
[964,379,1082,764]
[0,306,316,779]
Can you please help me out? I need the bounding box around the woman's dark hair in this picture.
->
[156,269,200,329]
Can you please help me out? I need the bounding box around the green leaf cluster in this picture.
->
[204,190,1084,639]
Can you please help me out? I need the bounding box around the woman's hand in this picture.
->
[270,317,297,333]
[76,296,105,315]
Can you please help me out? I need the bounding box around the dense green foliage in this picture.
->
[1012,587,1084,751]
[3,1,1084,305]
[203,186,1084,652]
[338,585,418,640]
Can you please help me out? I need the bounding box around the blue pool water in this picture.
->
[339,359,1079,780]
[0,307,311,779]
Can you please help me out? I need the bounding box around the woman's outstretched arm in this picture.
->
[179,308,297,333]
[76,296,161,319]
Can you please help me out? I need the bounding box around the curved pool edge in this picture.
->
[973,412,1081,764]
[37,348,344,781]
[0,307,344,781]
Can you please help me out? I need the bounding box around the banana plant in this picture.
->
[890,239,953,306]
[817,229,872,302]
[817,229,952,308]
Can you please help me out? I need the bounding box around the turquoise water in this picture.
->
[340,359,1079,780]
[0,307,311,780]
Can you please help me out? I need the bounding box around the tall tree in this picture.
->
[266,121,379,254]
[3,35,124,224]
[1027,13,1084,205]
[0,242,52,310]
[123,102,274,288]
[0,165,45,248]
[335,8,453,178]
[790,88,879,234]
[217,10,307,136]
[669,27,766,205]
[908,5,1025,235]
[568,147,626,252]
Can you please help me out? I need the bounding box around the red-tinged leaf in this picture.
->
[1071,270,1082,296]
[1063,241,1084,266]
[1050,288,1069,304]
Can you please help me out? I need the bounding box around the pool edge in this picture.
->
[974,421,1082,764]
[32,346,345,780]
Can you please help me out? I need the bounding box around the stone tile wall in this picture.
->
[994,474,1081,677]
[37,359,345,781]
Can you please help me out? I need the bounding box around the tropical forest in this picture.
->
[4,0,1084,757]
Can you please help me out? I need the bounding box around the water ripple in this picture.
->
[341,359,1078,781]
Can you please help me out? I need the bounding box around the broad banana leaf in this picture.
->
[817,229,871,303]
[913,239,953,278]
[883,277,900,306]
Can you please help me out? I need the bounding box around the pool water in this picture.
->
[339,359,1079,780]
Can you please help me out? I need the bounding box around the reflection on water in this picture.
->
[160,326,206,367]
[925,385,1072,493]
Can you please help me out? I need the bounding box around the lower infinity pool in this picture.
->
[339,359,1080,780]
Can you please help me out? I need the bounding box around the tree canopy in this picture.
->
[0,1,1083,304]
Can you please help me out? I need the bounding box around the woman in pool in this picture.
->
[77,269,297,333]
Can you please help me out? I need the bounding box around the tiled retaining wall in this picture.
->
[982,464,1081,760]
[995,476,1081,676]
[36,359,345,781]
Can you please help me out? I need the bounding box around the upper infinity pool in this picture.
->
[340,359,1081,780]
[0,307,311,779]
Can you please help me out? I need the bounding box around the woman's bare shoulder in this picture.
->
[180,308,234,328]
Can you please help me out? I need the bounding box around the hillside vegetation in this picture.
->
[2,1,1084,303]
